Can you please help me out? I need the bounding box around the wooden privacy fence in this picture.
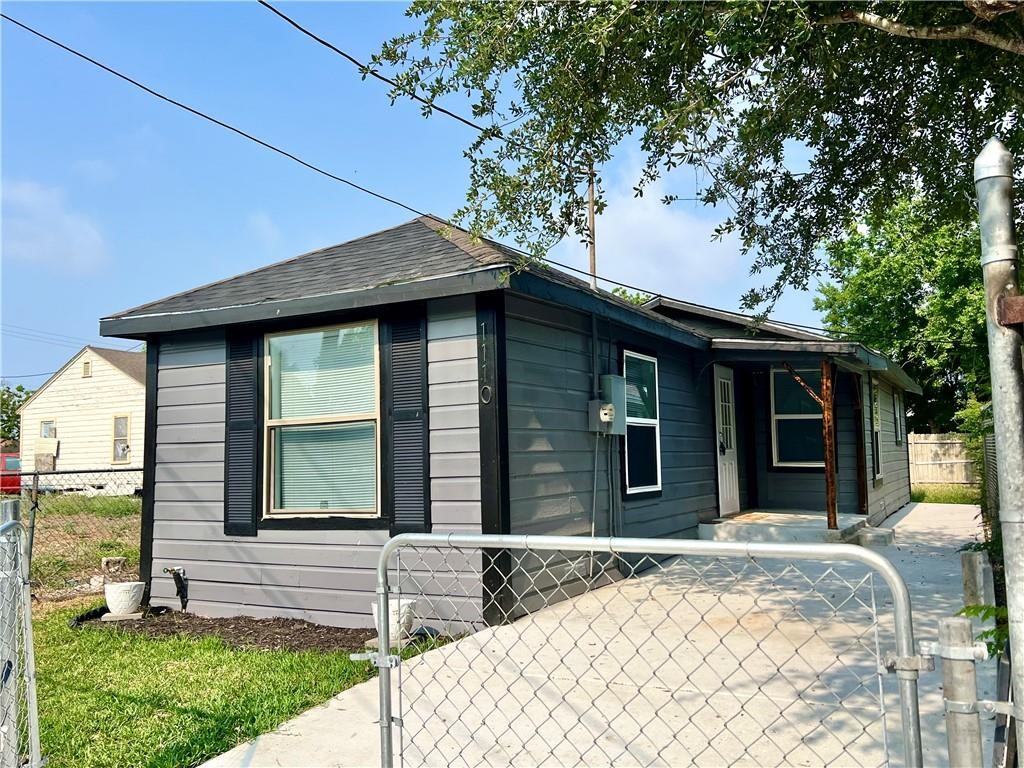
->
[908,433,977,485]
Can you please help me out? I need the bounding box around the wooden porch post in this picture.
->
[820,359,838,530]
[782,360,838,530]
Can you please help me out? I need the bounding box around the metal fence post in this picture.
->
[938,617,984,767]
[975,137,1024,749]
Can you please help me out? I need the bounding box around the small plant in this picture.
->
[959,604,1009,658]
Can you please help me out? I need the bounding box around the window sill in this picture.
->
[259,515,389,531]
[624,488,662,502]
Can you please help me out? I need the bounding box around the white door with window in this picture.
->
[714,365,740,516]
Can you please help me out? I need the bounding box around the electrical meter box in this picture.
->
[588,374,626,435]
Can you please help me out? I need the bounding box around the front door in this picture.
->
[714,364,740,516]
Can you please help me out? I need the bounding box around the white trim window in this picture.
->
[82,360,92,378]
[264,320,380,517]
[39,421,56,439]
[770,368,824,468]
[112,414,131,463]
[623,351,661,494]
[892,390,903,445]
[871,378,884,481]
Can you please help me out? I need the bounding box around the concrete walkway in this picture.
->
[202,502,994,768]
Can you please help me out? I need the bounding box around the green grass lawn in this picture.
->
[35,605,377,768]
[911,483,982,505]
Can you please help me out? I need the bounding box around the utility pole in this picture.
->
[975,136,1024,745]
[588,164,597,291]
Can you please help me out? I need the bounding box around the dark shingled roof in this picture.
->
[109,216,510,320]
[89,346,146,384]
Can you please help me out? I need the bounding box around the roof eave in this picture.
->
[100,266,510,339]
[709,338,922,395]
[510,272,709,350]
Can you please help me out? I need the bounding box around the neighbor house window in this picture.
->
[39,421,56,439]
[112,415,130,463]
[892,390,903,445]
[871,378,883,480]
[82,360,92,378]
[265,321,379,516]
[770,368,824,468]
[624,351,661,494]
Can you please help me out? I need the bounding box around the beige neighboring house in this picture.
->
[18,346,146,490]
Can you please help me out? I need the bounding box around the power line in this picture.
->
[258,1,493,137]
[3,323,134,350]
[5,11,948,349]
[0,12,663,301]
[0,372,55,380]
[0,12,424,218]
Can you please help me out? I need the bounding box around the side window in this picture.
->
[40,421,56,439]
[623,351,661,494]
[82,360,92,378]
[265,321,380,516]
[112,415,131,463]
[770,368,824,467]
[871,379,883,480]
[892,391,903,445]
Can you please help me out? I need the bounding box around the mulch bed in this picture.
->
[79,609,376,653]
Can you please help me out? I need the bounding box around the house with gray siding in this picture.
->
[100,216,919,628]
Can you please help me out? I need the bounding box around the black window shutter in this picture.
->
[388,316,430,533]
[224,333,261,536]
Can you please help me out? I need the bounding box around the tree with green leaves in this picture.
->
[376,1,1023,310]
[611,287,653,306]
[814,198,987,431]
[0,385,31,446]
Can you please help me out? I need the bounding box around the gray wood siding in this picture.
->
[149,302,482,629]
[866,377,912,521]
[427,296,483,536]
[504,295,717,542]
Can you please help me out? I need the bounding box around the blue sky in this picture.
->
[2,2,824,390]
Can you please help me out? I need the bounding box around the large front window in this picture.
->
[265,321,379,516]
[771,368,824,467]
[624,351,661,494]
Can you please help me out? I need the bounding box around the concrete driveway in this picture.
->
[202,502,994,768]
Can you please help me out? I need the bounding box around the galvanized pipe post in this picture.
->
[938,617,984,767]
[975,137,1024,749]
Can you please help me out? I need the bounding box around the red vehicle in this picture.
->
[0,454,21,495]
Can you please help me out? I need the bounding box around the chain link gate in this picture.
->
[370,534,923,768]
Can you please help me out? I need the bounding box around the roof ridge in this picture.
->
[417,215,516,267]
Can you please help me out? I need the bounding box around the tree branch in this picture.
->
[816,10,1024,56]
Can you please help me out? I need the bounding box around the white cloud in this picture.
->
[246,211,282,252]
[550,160,744,306]
[1,180,107,271]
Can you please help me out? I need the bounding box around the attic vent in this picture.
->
[82,360,92,378]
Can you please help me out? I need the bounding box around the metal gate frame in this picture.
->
[372,534,924,768]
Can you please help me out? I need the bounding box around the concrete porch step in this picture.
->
[698,510,867,544]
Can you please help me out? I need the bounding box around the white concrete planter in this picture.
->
[371,598,416,646]
[105,581,145,615]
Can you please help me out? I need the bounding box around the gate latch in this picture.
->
[349,651,401,669]
[883,653,935,673]
[919,639,989,662]
[945,699,1021,720]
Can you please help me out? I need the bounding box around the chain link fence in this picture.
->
[373,534,923,768]
[16,469,143,600]
[0,509,41,768]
